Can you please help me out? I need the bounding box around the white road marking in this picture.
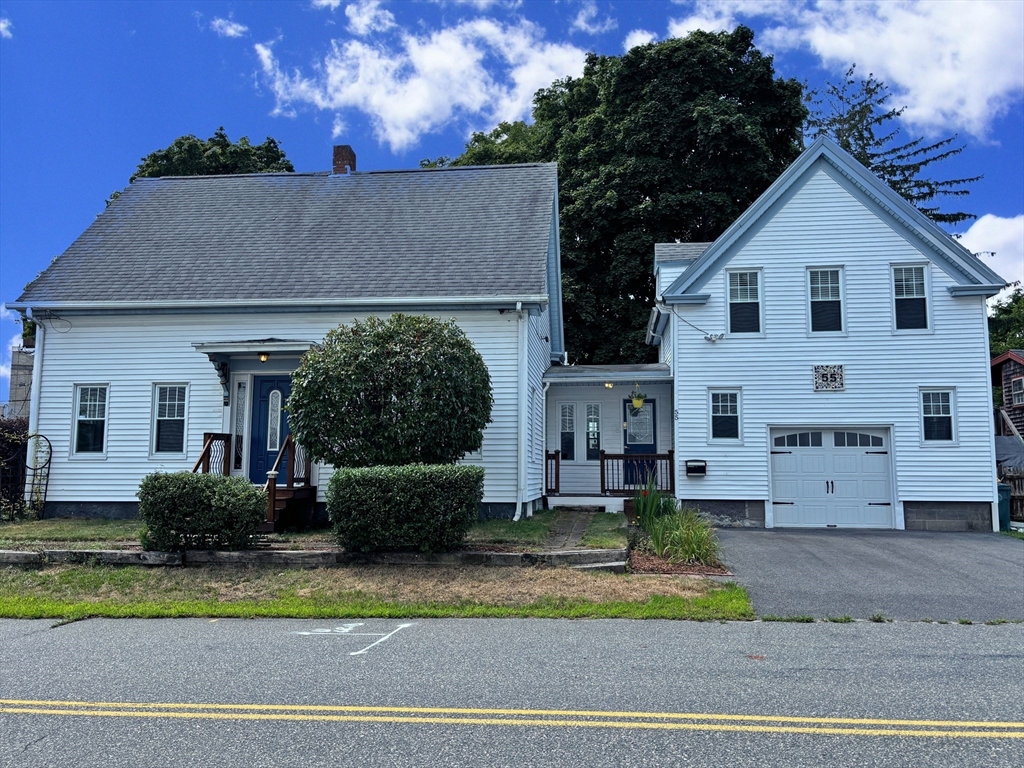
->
[290,622,415,655]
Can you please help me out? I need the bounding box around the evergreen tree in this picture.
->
[805,65,978,225]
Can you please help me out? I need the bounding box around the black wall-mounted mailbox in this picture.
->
[685,460,707,477]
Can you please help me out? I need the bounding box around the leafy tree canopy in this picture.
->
[989,288,1024,358]
[108,127,293,204]
[425,27,806,364]
[805,65,978,225]
[287,314,493,468]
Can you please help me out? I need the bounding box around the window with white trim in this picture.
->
[152,384,187,455]
[1012,377,1024,407]
[893,266,928,330]
[74,385,108,455]
[560,403,576,461]
[921,389,954,442]
[728,271,761,333]
[585,403,601,461]
[709,390,740,441]
[809,268,843,332]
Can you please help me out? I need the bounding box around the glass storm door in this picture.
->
[623,400,656,485]
[249,376,292,484]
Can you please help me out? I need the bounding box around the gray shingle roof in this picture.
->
[654,242,711,263]
[17,163,558,304]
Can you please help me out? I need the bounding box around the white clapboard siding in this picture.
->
[547,383,673,495]
[525,309,551,502]
[671,168,995,505]
[36,309,523,505]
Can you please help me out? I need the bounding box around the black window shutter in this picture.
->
[811,300,842,332]
[730,302,760,333]
[896,297,927,329]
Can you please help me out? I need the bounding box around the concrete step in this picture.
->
[570,561,627,574]
[539,548,628,566]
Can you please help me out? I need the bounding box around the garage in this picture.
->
[770,428,893,528]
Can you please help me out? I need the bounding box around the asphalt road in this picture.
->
[2,617,1022,767]
[718,529,1024,621]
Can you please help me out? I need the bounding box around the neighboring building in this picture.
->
[643,137,1005,532]
[5,347,34,420]
[992,350,1024,436]
[8,148,563,520]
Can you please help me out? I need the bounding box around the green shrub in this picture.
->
[631,487,722,566]
[328,464,484,552]
[288,314,493,468]
[138,472,266,551]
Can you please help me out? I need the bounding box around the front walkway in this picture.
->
[542,508,597,550]
[718,529,1024,621]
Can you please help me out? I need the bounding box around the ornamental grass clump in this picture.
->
[630,480,722,566]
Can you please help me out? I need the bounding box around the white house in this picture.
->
[9,147,563,524]
[644,137,1006,531]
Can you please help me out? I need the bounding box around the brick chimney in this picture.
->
[332,145,356,174]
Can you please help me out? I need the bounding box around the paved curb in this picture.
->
[1,548,630,570]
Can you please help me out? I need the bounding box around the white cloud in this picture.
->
[670,1,1024,140]
[312,0,344,9]
[571,1,617,35]
[957,214,1024,308]
[256,19,586,151]
[210,17,249,38]
[429,1,508,9]
[0,18,12,39]
[623,29,657,52]
[345,1,396,36]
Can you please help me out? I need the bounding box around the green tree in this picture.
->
[109,127,293,204]
[287,314,493,468]
[989,288,1024,357]
[805,65,978,225]
[426,27,806,363]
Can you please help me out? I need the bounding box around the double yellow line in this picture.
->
[2,699,1022,738]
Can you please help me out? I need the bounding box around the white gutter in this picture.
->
[25,316,44,503]
[514,301,529,521]
[6,296,550,312]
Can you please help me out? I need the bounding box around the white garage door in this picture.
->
[770,428,893,528]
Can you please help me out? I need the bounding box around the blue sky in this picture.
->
[1,0,1022,401]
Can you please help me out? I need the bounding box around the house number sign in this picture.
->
[813,365,845,391]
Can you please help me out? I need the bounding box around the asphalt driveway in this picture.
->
[717,529,1024,621]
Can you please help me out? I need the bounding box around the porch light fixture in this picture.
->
[258,352,270,363]
[604,382,614,389]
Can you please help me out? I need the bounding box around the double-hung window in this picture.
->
[560,403,576,461]
[893,266,928,330]
[709,390,740,441]
[1011,377,1024,407]
[809,268,843,332]
[728,271,761,334]
[152,384,187,455]
[921,389,954,442]
[74,385,108,455]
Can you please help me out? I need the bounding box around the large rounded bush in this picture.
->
[288,314,493,468]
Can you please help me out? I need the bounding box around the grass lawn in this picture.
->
[463,509,561,548]
[1001,529,1024,540]
[0,517,144,547]
[579,512,628,549]
[0,564,753,621]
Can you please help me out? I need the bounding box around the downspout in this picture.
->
[981,295,999,532]
[25,312,44,501]
[514,301,528,521]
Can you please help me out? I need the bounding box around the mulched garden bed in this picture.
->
[628,551,732,576]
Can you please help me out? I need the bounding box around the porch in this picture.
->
[542,364,674,509]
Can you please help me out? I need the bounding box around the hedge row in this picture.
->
[327,464,484,552]
[138,472,266,551]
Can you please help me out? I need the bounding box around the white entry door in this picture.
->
[770,428,893,528]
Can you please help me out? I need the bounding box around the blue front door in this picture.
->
[249,376,292,484]
[623,400,657,485]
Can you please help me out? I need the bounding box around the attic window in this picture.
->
[893,266,928,330]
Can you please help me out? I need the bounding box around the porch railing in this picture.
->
[191,433,231,476]
[600,450,674,496]
[265,433,313,526]
[545,450,560,494]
